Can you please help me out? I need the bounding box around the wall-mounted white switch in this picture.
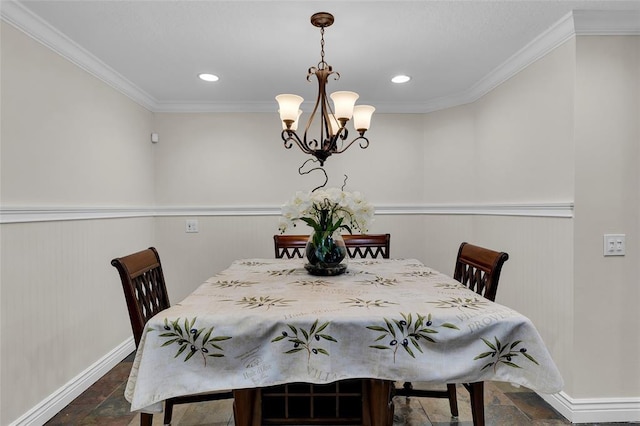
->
[603,234,625,256]
[186,219,199,233]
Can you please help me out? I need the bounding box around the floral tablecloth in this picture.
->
[125,258,563,412]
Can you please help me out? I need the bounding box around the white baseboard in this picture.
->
[540,391,640,424]
[9,338,136,426]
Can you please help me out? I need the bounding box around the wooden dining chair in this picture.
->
[395,242,509,426]
[111,247,233,426]
[274,233,391,259]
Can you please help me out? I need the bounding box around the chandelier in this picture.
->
[276,12,375,166]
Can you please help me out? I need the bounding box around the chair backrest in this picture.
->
[111,247,170,346]
[453,242,509,302]
[274,235,308,259]
[274,234,391,259]
[343,233,390,259]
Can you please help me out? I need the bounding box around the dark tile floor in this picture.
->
[46,352,638,425]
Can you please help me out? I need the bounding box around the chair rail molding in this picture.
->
[0,207,157,223]
[0,203,574,223]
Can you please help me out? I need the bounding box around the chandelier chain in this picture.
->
[319,26,326,69]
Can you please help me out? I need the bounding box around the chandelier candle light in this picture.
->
[276,12,375,166]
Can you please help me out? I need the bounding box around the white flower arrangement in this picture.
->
[279,188,374,236]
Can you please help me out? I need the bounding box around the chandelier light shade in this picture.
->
[276,12,375,166]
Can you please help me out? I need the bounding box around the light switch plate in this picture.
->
[603,234,625,256]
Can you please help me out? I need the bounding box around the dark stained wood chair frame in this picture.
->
[111,247,233,426]
[394,242,509,426]
[274,234,391,259]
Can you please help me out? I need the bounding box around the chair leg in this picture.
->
[140,412,153,426]
[163,399,174,425]
[446,383,459,417]
[468,381,485,426]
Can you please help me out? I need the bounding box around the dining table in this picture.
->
[124,257,563,425]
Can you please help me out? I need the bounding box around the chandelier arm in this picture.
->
[333,134,370,154]
[282,130,313,154]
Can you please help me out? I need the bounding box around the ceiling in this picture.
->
[3,1,640,113]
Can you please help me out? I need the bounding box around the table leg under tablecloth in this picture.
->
[362,379,394,426]
[232,379,393,426]
[233,388,262,426]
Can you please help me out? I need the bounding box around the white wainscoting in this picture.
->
[1,217,155,425]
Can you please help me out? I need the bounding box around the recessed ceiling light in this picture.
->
[391,75,411,84]
[198,73,219,82]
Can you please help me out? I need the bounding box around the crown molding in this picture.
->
[573,10,640,35]
[2,4,638,114]
[465,11,577,105]
[0,0,158,111]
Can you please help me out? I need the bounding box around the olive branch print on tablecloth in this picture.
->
[293,279,331,287]
[434,282,466,290]
[401,270,433,277]
[430,297,488,310]
[236,295,294,309]
[209,280,256,289]
[271,319,337,363]
[343,298,397,309]
[158,317,231,366]
[269,269,299,276]
[367,313,459,362]
[474,336,539,372]
[361,276,399,287]
[238,260,270,266]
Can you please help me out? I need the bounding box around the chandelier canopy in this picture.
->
[276,12,375,166]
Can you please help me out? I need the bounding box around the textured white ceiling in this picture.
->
[4,1,640,112]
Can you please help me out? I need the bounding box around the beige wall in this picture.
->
[2,16,639,426]
[419,40,576,392]
[152,112,426,206]
[573,36,640,398]
[421,40,575,206]
[473,39,576,204]
[0,25,155,207]
[1,23,156,424]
